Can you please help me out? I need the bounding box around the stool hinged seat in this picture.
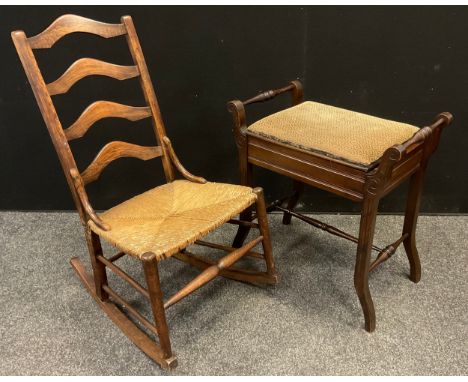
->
[248,100,420,168]
[228,80,452,332]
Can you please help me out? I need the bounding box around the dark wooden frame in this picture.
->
[12,14,278,369]
[227,80,452,332]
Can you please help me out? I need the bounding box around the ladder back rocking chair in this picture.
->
[12,14,278,369]
[228,80,452,332]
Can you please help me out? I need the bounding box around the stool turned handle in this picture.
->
[243,80,303,106]
[434,111,453,126]
[399,111,453,155]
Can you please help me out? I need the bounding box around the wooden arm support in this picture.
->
[161,136,207,184]
[69,168,110,231]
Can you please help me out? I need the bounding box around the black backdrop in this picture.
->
[1,6,467,213]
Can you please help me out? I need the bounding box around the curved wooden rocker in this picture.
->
[12,14,278,369]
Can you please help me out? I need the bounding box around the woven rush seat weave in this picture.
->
[248,101,420,166]
[89,180,257,261]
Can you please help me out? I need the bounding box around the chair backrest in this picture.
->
[12,14,175,222]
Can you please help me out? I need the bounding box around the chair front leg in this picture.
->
[141,253,173,362]
[354,194,379,332]
[85,228,108,301]
[253,187,278,280]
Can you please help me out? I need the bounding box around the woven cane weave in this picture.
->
[89,180,256,261]
[248,101,419,166]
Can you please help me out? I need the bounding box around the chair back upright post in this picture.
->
[121,15,174,182]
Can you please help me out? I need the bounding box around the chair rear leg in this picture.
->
[141,253,173,361]
[85,228,108,301]
[253,187,278,280]
[354,195,379,332]
[233,209,252,248]
[402,169,425,283]
[282,180,304,225]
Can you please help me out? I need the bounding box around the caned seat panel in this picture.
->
[88,180,257,261]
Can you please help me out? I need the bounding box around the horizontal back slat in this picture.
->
[81,141,162,185]
[28,14,126,49]
[47,58,139,95]
[65,101,152,140]
[13,14,176,198]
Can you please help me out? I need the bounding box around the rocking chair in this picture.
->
[12,14,277,369]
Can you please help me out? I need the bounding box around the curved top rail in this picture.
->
[27,14,126,49]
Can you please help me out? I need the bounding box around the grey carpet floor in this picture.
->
[0,212,467,375]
